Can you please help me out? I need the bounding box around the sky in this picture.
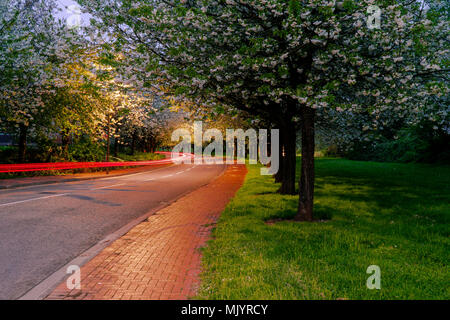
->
[56,0,91,28]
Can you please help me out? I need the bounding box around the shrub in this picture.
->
[346,123,450,164]
[68,138,105,162]
[0,146,17,164]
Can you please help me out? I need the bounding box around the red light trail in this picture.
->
[0,152,193,173]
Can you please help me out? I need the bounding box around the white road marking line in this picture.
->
[0,182,128,207]
[2,163,178,191]
[0,193,69,207]
[99,164,176,181]
[99,171,153,181]
[91,183,125,190]
[0,163,199,207]
[0,163,221,208]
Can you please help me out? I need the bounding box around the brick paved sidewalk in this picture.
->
[46,164,247,300]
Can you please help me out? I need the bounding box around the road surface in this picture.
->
[0,163,225,299]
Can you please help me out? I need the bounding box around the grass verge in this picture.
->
[197,158,450,299]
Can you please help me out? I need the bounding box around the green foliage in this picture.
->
[0,138,105,164]
[0,146,17,164]
[347,124,450,164]
[323,144,341,158]
[67,138,105,162]
[198,159,450,299]
[116,151,164,161]
[288,0,300,18]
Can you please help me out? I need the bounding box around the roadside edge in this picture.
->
[18,164,228,300]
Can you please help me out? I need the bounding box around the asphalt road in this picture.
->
[0,162,225,299]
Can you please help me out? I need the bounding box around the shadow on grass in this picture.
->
[197,158,450,299]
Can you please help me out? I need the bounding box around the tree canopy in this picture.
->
[76,0,449,220]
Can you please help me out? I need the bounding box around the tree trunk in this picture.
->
[130,132,136,155]
[274,127,284,183]
[61,133,70,158]
[296,106,316,221]
[277,123,296,195]
[18,124,28,163]
[149,137,156,153]
[113,137,119,157]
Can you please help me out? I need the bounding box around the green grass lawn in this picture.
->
[197,158,450,300]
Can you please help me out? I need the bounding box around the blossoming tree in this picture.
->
[73,0,450,220]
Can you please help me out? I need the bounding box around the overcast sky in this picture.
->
[56,0,91,28]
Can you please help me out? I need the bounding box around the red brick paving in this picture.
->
[45,164,247,300]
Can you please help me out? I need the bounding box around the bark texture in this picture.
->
[277,122,297,195]
[296,106,316,221]
[18,124,28,163]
